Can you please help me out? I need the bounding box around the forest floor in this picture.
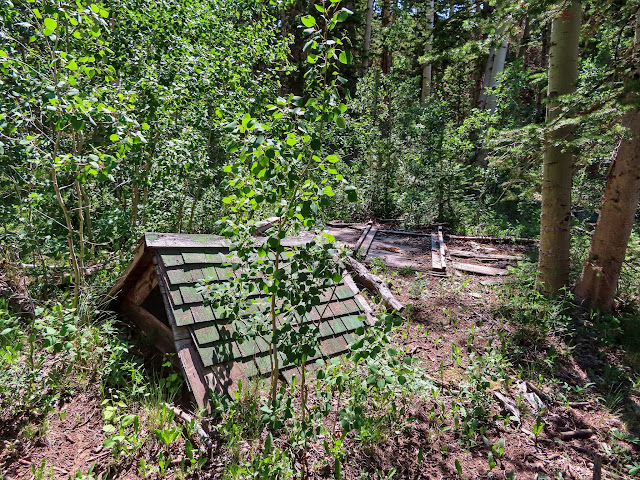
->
[1,236,639,480]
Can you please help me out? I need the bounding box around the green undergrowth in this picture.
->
[494,262,640,475]
[0,297,201,478]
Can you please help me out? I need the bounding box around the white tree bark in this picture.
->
[538,1,581,295]
[479,22,510,111]
[421,0,435,102]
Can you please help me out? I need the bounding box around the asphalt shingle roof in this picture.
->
[155,242,368,391]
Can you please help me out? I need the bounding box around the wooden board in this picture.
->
[359,226,378,258]
[366,248,430,271]
[124,262,158,305]
[145,233,227,249]
[373,238,423,253]
[145,232,313,250]
[380,229,431,237]
[452,262,508,276]
[449,250,523,261]
[121,299,176,355]
[175,338,210,410]
[352,222,372,253]
[438,226,447,272]
[448,235,536,244]
[107,241,148,300]
[431,233,445,272]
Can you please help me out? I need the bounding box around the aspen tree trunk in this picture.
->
[478,47,496,109]
[421,0,435,102]
[363,0,374,71]
[484,36,508,111]
[538,0,581,295]
[479,21,509,111]
[574,16,640,312]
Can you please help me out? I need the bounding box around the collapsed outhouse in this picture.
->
[108,233,371,410]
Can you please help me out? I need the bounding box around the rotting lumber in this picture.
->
[120,299,176,355]
[163,403,213,449]
[452,262,508,276]
[352,221,373,254]
[448,234,536,245]
[346,257,404,312]
[431,233,445,272]
[438,226,447,272]
[359,226,378,259]
[448,250,523,261]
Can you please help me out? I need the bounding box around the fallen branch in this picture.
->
[346,257,404,312]
[163,403,213,449]
[558,429,595,441]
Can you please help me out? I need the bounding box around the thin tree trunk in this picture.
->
[363,0,374,71]
[484,36,508,111]
[574,15,640,312]
[51,140,81,309]
[479,21,509,111]
[188,178,202,233]
[131,182,140,229]
[517,16,531,58]
[478,47,496,109]
[381,0,392,74]
[538,0,581,296]
[421,0,435,102]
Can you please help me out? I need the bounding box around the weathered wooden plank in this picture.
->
[107,241,149,300]
[431,233,445,272]
[438,226,447,272]
[352,221,372,253]
[358,226,378,259]
[449,250,523,261]
[253,216,279,236]
[175,338,210,410]
[448,235,536,244]
[145,233,227,249]
[380,229,431,237]
[121,299,175,355]
[124,262,158,305]
[452,262,508,276]
[372,238,423,253]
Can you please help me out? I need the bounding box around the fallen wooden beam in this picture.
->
[438,226,446,272]
[121,299,176,355]
[380,229,431,237]
[358,226,378,259]
[449,250,523,261]
[253,216,279,236]
[452,262,508,276]
[447,235,536,245]
[346,257,404,312]
[163,403,213,449]
[352,221,372,253]
[431,233,445,272]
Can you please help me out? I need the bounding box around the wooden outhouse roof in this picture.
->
[108,233,371,410]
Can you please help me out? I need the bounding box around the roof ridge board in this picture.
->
[145,232,315,250]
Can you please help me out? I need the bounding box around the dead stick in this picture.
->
[163,403,213,449]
